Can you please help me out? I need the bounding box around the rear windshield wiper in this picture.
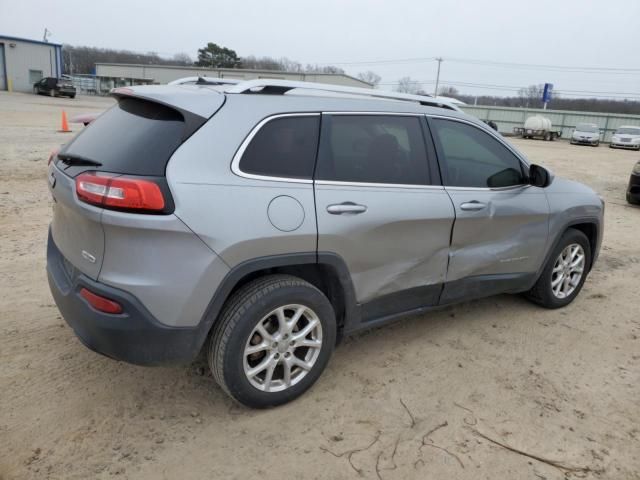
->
[57,153,102,167]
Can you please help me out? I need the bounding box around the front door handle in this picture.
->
[327,202,368,215]
[460,201,487,211]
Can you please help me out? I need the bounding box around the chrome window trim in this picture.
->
[231,113,320,184]
[322,111,425,117]
[233,111,443,189]
[444,184,532,192]
[315,180,445,190]
[427,114,532,191]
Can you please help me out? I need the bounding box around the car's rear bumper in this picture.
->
[47,229,204,365]
[627,173,640,204]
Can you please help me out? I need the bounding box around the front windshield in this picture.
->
[575,124,598,133]
[615,127,640,135]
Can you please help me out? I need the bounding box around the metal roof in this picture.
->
[95,62,371,86]
[0,34,62,48]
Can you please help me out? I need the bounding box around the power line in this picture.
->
[318,55,640,74]
[445,57,640,73]
[378,79,640,100]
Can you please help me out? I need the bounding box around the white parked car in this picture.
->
[570,123,601,147]
[610,126,640,150]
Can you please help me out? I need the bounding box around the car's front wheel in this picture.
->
[525,229,591,308]
[209,275,336,408]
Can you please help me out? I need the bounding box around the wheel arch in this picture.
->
[538,217,601,280]
[193,252,358,354]
[569,222,599,267]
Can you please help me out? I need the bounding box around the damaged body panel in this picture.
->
[440,186,550,303]
[315,185,454,305]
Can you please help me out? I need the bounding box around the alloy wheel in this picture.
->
[551,243,585,299]
[243,304,323,393]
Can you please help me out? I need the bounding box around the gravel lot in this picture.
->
[1,91,639,480]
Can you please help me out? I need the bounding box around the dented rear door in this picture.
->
[315,113,454,314]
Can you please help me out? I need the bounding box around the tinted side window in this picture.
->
[239,116,320,179]
[316,115,431,185]
[431,119,526,188]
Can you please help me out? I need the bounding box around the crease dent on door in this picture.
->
[445,198,549,282]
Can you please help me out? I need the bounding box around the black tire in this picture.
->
[544,132,551,141]
[525,229,591,309]
[592,141,599,147]
[628,193,640,205]
[209,274,336,408]
[69,94,76,99]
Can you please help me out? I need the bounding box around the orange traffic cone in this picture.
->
[58,111,71,133]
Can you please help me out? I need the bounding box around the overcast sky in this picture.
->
[2,0,639,99]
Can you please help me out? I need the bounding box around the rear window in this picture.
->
[60,97,185,176]
[238,116,320,179]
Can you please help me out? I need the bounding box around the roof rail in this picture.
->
[224,79,462,111]
[168,76,241,86]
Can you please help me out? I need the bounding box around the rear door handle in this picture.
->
[460,201,487,211]
[327,202,368,215]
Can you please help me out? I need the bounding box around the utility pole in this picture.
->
[433,57,443,97]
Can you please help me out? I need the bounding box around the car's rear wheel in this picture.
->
[525,229,591,308]
[209,275,336,408]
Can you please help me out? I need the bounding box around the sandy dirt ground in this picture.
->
[1,91,639,480]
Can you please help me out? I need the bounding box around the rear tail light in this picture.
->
[75,172,165,212]
[80,288,123,314]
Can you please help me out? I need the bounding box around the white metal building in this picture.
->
[0,35,63,92]
[94,63,372,93]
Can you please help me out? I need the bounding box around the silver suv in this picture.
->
[47,80,604,408]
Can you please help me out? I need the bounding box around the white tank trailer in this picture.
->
[514,115,562,141]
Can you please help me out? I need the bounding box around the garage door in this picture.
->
[0,44,6,91]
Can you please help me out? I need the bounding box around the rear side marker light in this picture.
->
[76,172,165,212]
[80,288,123,314]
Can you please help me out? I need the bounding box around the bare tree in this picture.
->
[305,64,345,74]
[240,56,304,72]
[395,76,422,94]
[518,84,545,106]
[357,71,381,87]
[438,86,460,97]
[172,52,192,66]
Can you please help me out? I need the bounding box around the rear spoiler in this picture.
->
[110,85,225,119]
[110,86,226,139]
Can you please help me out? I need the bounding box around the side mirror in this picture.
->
[529,164,553,188]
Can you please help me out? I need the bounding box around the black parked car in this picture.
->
[33,77,76,98]
[627,160,640,205]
